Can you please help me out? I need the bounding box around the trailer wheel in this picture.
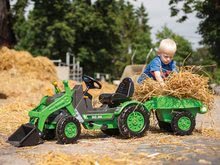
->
[171,111,195,136]
[42,129,56,140]
[101,129,120,136]
[118,105,150,138]
[56,116,81,144]
[156,112,172,132]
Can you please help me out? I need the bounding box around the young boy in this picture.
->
[137,38,177,85]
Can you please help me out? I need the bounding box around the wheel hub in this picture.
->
[178,116,191,131]
[127,112,145,132]
[64,122,77,138]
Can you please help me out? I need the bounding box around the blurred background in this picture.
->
[0,0,219,83]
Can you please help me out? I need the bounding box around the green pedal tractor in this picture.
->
[8,76,207,147]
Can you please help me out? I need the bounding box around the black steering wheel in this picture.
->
[82,75,102,89]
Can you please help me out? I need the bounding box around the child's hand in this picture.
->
[154,71,165,87]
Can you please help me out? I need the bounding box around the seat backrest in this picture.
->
[115,77,134,97]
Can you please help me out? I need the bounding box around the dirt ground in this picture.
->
[0,97,220,165]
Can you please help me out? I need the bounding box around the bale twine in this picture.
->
[133,69,214,110]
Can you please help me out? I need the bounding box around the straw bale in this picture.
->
[0,71,54,99]
[134,70,214,109]
[0,46,59,99]
[0,46,58,82]
[0,102,34,136]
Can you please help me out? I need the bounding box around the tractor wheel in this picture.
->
[101,129,120,136]
[156,112,173,132]
[118,105,150,138]
[56,116,81,144]
[42,129,56,140]
[171,111,195,136]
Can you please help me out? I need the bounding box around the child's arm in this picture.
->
[172,61,178,72]
[154,71,165,86]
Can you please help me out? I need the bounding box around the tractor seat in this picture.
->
[99,77,134,106]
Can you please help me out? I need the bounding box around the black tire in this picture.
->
[156,112,173,132]
[42,129,56,140]
[101,128,120,136]
[56,116,81,144]
[118,105,150,138]
[171,111,196,136]
[158,121,173,132]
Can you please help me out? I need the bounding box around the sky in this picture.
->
[128,0,202,50]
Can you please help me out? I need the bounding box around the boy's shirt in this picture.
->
[137,56,177,84]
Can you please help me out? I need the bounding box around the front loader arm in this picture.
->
[29,94,74,132]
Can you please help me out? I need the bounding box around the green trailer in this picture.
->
[7,76,207,147]
[144,96,207,135]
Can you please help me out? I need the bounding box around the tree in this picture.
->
[11,0,29,50]
[109,1,152,77]
[155,26,193,65]
[0,0,16,47]
[15,0,75,60]
[188,47,216,66]
[11,0,152,79]
[66,0,121,77]
[133,3,152,64]
[169,0,220,64]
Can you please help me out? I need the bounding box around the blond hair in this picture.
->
[158,38,177,56]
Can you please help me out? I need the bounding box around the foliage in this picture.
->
[188,47,215,66]
[14,0,75,60]
[189,47,217,83]
[155,26,193,65]
[11,0,152,79]
[169,0,220,64]
[133,4,152,64]
[213,68,220,84]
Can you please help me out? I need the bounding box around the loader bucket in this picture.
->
[7,123,42,147]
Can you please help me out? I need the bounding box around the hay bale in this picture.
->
[0,46,58,81]
[0,102,34,136]
[0,72,54,99]
[133,70,214,110]
[0,47,59,99]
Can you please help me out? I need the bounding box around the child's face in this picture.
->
[159,52,174,64]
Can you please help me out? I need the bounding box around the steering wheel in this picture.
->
[82,75,102,89]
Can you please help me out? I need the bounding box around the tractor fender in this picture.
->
[29,94,74,132]
[114,100,150,116]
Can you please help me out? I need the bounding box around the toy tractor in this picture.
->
[8,76,150,147]
[8,76,208,147]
